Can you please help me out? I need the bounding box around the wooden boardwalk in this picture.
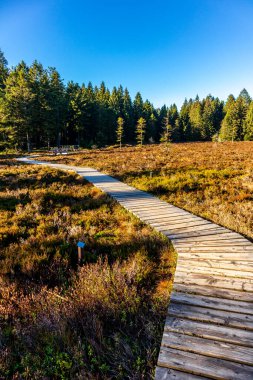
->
[19,158,253,379]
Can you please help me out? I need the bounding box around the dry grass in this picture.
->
[37,142,253,240]
[0,158,176,379]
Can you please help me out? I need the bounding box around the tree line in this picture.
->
[0,49,252,151]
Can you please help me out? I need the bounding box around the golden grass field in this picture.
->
[0,158,175,379]
[37,141,253,241]
[1,141,252,379]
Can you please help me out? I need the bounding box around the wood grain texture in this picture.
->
[162,332,253,365]
[158,347,253,380]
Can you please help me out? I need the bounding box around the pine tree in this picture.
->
[168,104,180,141]
[179,99,192,141]
[116,116,124,149]
[189,99,202,140]
[0,48,8,90]
[133,92,144,122]
[47,68,67,147]
[160,114,172,144]
[3,61,35,151]
[219,96,247,141]
[122,88,134,142]
[136,117,146,146]
[239,88,251,105]
[201,96,224,140]
[244,102,253,140]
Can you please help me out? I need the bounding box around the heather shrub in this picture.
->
[0,160,175,379]
[37,142,253,239]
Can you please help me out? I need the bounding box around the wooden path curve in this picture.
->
[19,157,253,379]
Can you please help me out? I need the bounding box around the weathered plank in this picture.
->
[168,229,236,239]
[174,240,252,246]
[172,233,244,242]
[170,292,253,314]
[173,283,253,302]
[155,367,208,380]
[168,303,253,330]
[174,271,253,292]
[176,251,253,261]
[149,220,212,230]
[178,263,253,278]
[176,245,253,252]
[177,259,253,273]
[158,347,253,379]
[164,317,253,347]
[162,332,253,365]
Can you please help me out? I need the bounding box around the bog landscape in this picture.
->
[0,1,253,379]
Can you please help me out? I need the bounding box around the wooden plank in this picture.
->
[177,264,253,279]
[160,224,224,234]
[149,220,211,230]
[167,228,231,239]
[134,211,190,220]
[121,204,178,211]
[172,233,244,242]
[148,214,203,223]
[176,251,253,261]
[170,292,253,314]
[177,259,253,273]
[174,271,253,292]
[168,303,253,330]
[173,283,253,302]
[137,213,192,222]
[155,367,207,380]
[133,206,188,214]
[176,246,253,253]
[157,347,253,379]
[162,332,253,365]
[164,317,253,347]
[174,238,250,245]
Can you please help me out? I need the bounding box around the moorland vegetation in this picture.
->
[0,157,175,379]
[37,141,253,241]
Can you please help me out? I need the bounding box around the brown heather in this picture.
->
[37,141,253,240]
[0,158,175,379]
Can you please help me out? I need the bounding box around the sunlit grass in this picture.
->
[0,159,175,379]
[37,141,253,240]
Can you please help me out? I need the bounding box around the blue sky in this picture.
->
[0,0,253,107]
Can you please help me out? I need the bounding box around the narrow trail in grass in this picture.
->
[18,157,253,380]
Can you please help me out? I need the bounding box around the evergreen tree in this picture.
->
[220,96,247,141]
[179,99,192,141]
[116,116,124,148]
[47,68,67,147]
[3,61,35,151]
[244,102,253,140]
[156,105,167,141]
[0,48,8,90]
[0,48,251,150]
[239,88,251,105]
[168,104,180,140]
[201,96,224,140]
[136,117,146,146]
[122,88,134,142]
[133,92,144,122]
[160,114,172,144]
[189,98,202,140]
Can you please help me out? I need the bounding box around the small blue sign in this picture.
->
[77,241,85,248]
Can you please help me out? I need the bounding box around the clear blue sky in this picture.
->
[0,0,253,108]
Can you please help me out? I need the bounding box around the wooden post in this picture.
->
[77,241,85,265]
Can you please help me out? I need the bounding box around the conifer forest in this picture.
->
[0,49,252,151]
